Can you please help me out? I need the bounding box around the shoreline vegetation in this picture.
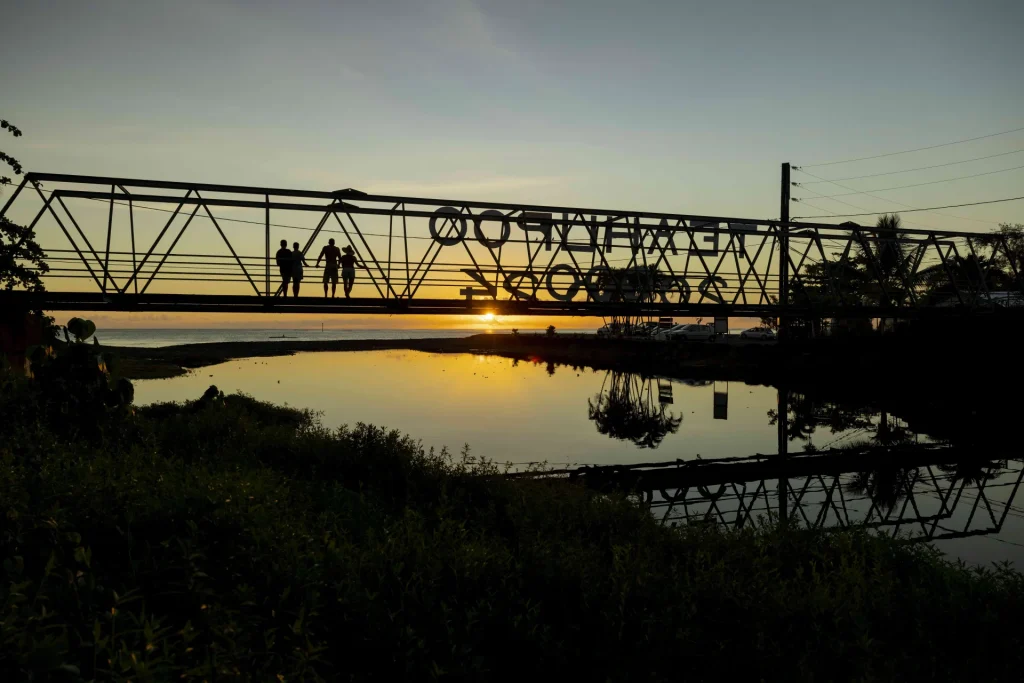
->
[3,376,1023,680]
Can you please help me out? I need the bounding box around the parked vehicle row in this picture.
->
[596,321,663,338]
[595,322,776,342]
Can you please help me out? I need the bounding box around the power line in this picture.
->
[792,183,941,231]
[795,149,1024,183]
[791,197,839,217]
[797,163,1024,199]
[794,168,999,225]
[798,125,1024,168]
[793,195,1024,219]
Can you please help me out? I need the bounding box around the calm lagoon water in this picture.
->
[134,350,781,466]
[133,349,1024,568]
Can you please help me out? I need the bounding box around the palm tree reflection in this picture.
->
[588,372,682,448]
[845,412,920,512]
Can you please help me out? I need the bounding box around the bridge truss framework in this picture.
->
[1,172,1021,318]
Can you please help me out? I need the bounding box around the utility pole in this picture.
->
[777,164,791,525]
[779,163,790,342]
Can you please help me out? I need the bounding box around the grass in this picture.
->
[1,380,1022,681]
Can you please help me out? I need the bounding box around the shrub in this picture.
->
[1,383,1021,681]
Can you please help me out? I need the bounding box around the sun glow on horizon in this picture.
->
[480,312,496,323]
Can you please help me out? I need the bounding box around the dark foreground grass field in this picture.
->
[2,380,1022,681]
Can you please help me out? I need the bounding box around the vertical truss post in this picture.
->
[777,385,789,525]
[387,207,396,300]
[265,194,270,297]
[402,207,410,299]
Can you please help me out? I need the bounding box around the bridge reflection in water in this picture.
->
[559,369,1024,546]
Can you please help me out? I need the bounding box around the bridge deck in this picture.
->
[4,291,1023,318]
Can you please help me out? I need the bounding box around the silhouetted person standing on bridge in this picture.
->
[275,239,293,297]
[316,238,343,298]
[291,242,308,297]
[340,245,363,299]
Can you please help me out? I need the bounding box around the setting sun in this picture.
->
[480,312,495,322]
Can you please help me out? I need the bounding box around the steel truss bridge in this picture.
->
[2,172,1022,318]
[525,446,1024,545]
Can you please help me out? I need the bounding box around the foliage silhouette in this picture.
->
[1,379,1023,680]
[1,118,49,294]
[588,371,682,448]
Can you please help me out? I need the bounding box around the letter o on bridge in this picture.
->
[473,209,511,249]
[545,263,582,302]
[429,207,468,246]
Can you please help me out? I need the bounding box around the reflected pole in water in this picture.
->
[777,385,789,524]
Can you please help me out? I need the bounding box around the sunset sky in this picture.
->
[2,0,1022,329]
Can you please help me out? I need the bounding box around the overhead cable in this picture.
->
[795,164,1024,198]
[795,148,1024,183]
[798,125,1024,168]
[793,195,1024,219]
[794,168,999,225]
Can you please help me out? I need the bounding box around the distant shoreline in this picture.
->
[107,332,778,381]
[107,335,497,379]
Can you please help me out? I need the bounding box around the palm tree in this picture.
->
[851,214,917,329]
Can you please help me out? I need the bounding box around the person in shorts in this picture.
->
[275,239,293,296]
[340,245,362,299]
[316,238,343,298]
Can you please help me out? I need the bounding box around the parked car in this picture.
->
[739,327,776,341]
[653,324,686,340]
[666,324,716,342]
